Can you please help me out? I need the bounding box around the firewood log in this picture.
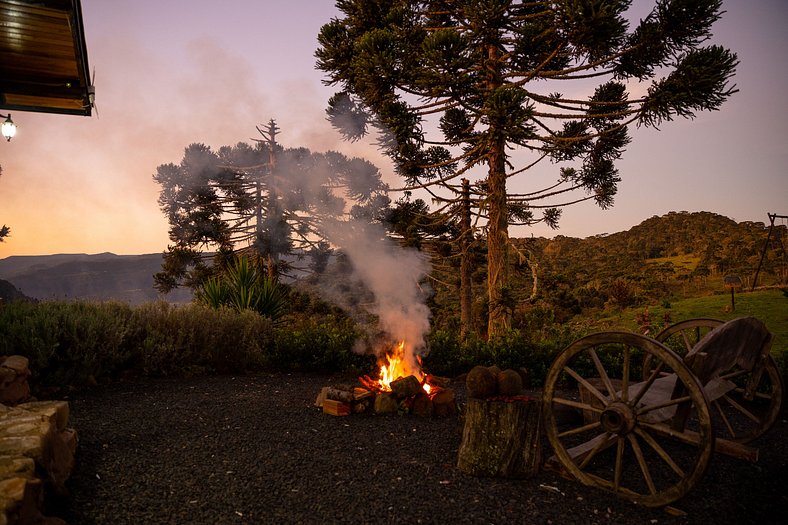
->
[323,399,351,416]
[390,375,422,398]
[325,387,354,404]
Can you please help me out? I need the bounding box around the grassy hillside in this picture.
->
[596,289,788,368]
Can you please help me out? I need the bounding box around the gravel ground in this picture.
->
[50,372,788,524]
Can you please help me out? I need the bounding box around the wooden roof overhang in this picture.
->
[0,0,93,116]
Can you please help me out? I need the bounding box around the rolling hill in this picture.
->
[0,253,192,304]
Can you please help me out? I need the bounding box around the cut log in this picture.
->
[390,375,422,398]
[325,387,354,404]
[353,387,375,401]
[314,387,330,408]
[322,399,350,416]
[457,397,541,478]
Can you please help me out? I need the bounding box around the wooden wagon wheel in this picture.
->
[642,319,724,381]
[651,319,783,443]
[543,332,714,508]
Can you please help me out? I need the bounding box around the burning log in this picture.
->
[457,397,541,478]
[389,375,422,398]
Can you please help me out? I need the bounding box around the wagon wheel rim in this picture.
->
[653,319,783,443]
[711,355,783,443]
[543,332,715,508]
[644,318,724,381]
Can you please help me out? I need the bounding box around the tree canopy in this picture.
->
[316,0,738,337]
[153,121,390,293]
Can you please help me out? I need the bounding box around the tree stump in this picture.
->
[457,397,541,478]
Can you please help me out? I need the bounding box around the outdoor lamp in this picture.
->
[1,114,16,142]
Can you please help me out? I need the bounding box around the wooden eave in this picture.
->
[0,0,93,116]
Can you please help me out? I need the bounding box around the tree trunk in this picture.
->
[486,137,510,338]
[459,178,473,338]
[484,44,510,339]
[457,398,541,478]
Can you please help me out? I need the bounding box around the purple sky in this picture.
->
[1,0,786,257]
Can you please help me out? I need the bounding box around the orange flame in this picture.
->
[366,341,431,394]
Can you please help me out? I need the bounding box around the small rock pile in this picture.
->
[0,356,77,525]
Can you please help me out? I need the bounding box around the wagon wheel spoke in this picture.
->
[720,393,760,424]
[565,366,609,406]
[720,368,749,381]
[680,331,693,353]
[714,399,737,439]
[636,395,693,416]
[632,361,666,407]
[558,420,602,439]
[553,396,603,415]
[589,347,618,401]
[578,432,614,470]
[627,434,657,495]
[634,427,685,478]
[621,346,631,402]
[638,421,701,447]
[613,437,625,492]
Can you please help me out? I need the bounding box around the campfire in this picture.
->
[316,340,456,418]
[359,341,433,395]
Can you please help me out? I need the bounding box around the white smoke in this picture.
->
[318,217,432,360]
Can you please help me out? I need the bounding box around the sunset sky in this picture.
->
[1,0,786,257]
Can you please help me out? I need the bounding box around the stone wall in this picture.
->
[0,357,77,525]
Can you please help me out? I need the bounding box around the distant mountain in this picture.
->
[0,278,33,303]
[0,253,193,305]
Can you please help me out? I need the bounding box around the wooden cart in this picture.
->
[542,317,784,507]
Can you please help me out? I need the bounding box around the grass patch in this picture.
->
[597,289,788,371]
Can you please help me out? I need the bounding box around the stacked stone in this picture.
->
[0,356,77,525]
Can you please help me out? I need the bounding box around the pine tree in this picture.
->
[316,0,738,338]
[153,120,389,293]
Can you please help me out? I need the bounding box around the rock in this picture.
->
[0,477,43,525]
[497,369,523,396]
[373,393,399,415]
[0,355,32,406]
[0,357,30,376]
[411,393,433,418]
[432,389,457,417]
[466,366,497,399]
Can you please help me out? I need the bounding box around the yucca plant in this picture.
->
[194,277,229,308]
[196,255,288,321]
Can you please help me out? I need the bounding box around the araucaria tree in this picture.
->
[153,120,389,293]
[316,0,738,337]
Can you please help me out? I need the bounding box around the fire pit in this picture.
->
[316,341,457,417]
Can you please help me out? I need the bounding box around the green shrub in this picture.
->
[269,314,372,373]
[131,302,274,376]
[0,301,135,387]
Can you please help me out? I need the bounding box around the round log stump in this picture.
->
[457,397,541,478]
